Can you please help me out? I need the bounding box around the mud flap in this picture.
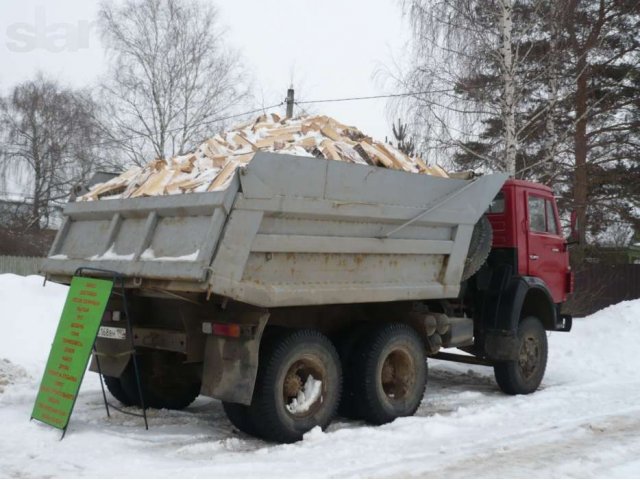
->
[89,337,133,377]
[484,329,519,361]
[200,310,269,405]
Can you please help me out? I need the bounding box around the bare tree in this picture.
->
[99,0,251,166]
[0,74,103,230]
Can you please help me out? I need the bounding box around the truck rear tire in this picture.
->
[352,323,427,425]
[120,350,201,410]
[494,316,548,395]
[103,375,134,406]
[333,324,369,419]
[249,329,342,443]
[222,402,258,437]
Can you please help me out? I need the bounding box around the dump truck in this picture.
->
[42,152,573,443]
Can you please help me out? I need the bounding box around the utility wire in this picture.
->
[293,101,312,117]
[295,88,459,105]
[0,86,480,153]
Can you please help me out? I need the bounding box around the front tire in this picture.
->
[494,316,548,395]
[352,323,427,425]
[249,329,342,443]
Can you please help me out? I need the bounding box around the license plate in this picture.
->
[98,326,127,340]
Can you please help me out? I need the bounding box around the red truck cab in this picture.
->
[486,179,572,303]
[465,178,573,370]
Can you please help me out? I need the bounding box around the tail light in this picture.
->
[202,322,241,338]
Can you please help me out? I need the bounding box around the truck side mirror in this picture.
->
[567,211,581,245]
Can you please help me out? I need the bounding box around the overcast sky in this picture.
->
[0,0,412,143]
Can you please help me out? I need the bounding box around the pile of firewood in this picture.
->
[80,114,448,201]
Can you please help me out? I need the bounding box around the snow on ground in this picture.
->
[1,273,639,478]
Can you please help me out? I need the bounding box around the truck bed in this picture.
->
[43,152,506,307]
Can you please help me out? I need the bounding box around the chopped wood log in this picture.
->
[177,173,218,193]
[298,136,319,149]
[233,153,254,164]
[208,160,238,191]
[130,169,174,197]
[230,132,257,151]
[414,157,430,173]
[79,113,450,201]
[358,141,393,168]
[373,143,409,171]
[353,143,373,166]
[319,125,342,142]
[301,122,321,135]
[320,139,341,161]
[430,164,449,178]
[173,154,196,173]
[254,132,295,149]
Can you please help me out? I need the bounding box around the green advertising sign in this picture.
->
[32,276,113,431]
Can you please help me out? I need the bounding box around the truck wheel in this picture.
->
[120,350,201,410]
[352,323,427,425]
[494,316,548,395]
[222,402,258,437]
[333,324,368,419]
[249,329,342,443]
[462,215,492,281]
[103,375,134,406]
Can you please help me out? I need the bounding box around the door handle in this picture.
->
[529,254,539,260]
[551,248,560,253]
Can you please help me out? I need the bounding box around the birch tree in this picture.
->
[397,0,548,176]
[99,0,250,166]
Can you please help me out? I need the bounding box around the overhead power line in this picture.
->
[295,88,459,105]
[1,86,474,153]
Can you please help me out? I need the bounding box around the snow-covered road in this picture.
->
[1,274,639,478]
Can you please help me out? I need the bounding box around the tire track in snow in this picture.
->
[337,405,640,478]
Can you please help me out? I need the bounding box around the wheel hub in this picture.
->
[381,348,415,401]
[283,371,303,398]
[282,358,325,417]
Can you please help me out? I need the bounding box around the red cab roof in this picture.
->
[502,178,553,194]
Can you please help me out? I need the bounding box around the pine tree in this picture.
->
[391,118,416,157]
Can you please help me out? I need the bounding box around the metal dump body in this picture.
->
[43,152,507,307]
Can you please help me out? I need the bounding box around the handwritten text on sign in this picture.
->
[32,276,113,430]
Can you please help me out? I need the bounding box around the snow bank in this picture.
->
[0,274,68,371]
[549,300,640,384]
[1,273,639,478]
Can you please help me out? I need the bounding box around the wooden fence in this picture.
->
[564,264,640,317]
[0,255,43,276]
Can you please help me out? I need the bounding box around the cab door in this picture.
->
[526,193,568,303]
